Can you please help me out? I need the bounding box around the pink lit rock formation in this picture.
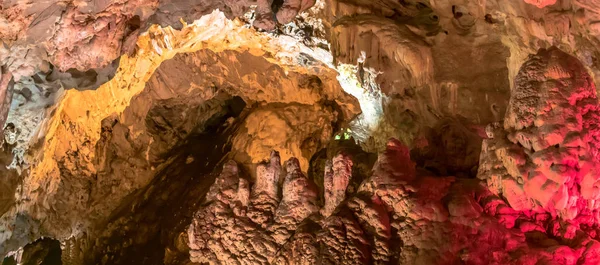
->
[6,0,600,264]
[188,137,600,264]
[478,47,600,222]
[524,0,557,8]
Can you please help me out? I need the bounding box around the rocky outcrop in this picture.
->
[180,48,600,264]
[326,0,600,153]
[188,149,357,264]
[0,0,317,77]
[478,47,600,222]
[188,137,600,264]
[5,0,600,264]
[187,155,320,264]
[4,14,346,263]
[0,10,363,263]
[0,1,321,170]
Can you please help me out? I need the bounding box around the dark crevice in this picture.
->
[127,15,141,32]
[86,96,247,265]
[271,0,285,15]
[21,238,62,265]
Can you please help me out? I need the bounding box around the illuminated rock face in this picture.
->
[182,47,600,265]
[187,139,600,265]
[478,47,600,222]
[5,0,600,264]
[187,156,320,264]
[0,0,314,74]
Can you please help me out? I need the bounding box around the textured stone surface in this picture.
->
[4,0,600,264]
[478,47,600,221]
[321,153,352,217]
[0,0,315,76]
[0,10,360,261]
[187,138,600,264]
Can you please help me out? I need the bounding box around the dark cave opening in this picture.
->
[1,257,15,265]
[88,96,247,265]
[8,238,63,265]
[271,0,285,20]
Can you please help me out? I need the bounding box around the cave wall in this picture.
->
[2,0,600,264]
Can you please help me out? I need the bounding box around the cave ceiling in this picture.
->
[2,0,600,264]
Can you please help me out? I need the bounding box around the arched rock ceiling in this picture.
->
[2,0,600,264]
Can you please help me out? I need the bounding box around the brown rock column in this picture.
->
[321,153,352,217]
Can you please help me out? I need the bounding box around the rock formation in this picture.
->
[3,0,600,265]
[478,47,600,223]
[187,136,600,264]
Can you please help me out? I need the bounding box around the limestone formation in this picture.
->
[321,153,352,217]
[478,47,600,222]
[188,138,600,264]
[3,0,600,264]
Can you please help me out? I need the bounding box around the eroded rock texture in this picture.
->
[5,0,600,264]
[187,138,600,264]
[0,0,320,159]
[181,46,600,265]
[1,0,315,74]
[479,47,600,221]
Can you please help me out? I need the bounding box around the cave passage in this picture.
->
[85,96,246,264]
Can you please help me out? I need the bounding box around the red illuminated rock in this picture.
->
[524,0,557,8]
[187,136,600,264]
[478,47,600,223]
